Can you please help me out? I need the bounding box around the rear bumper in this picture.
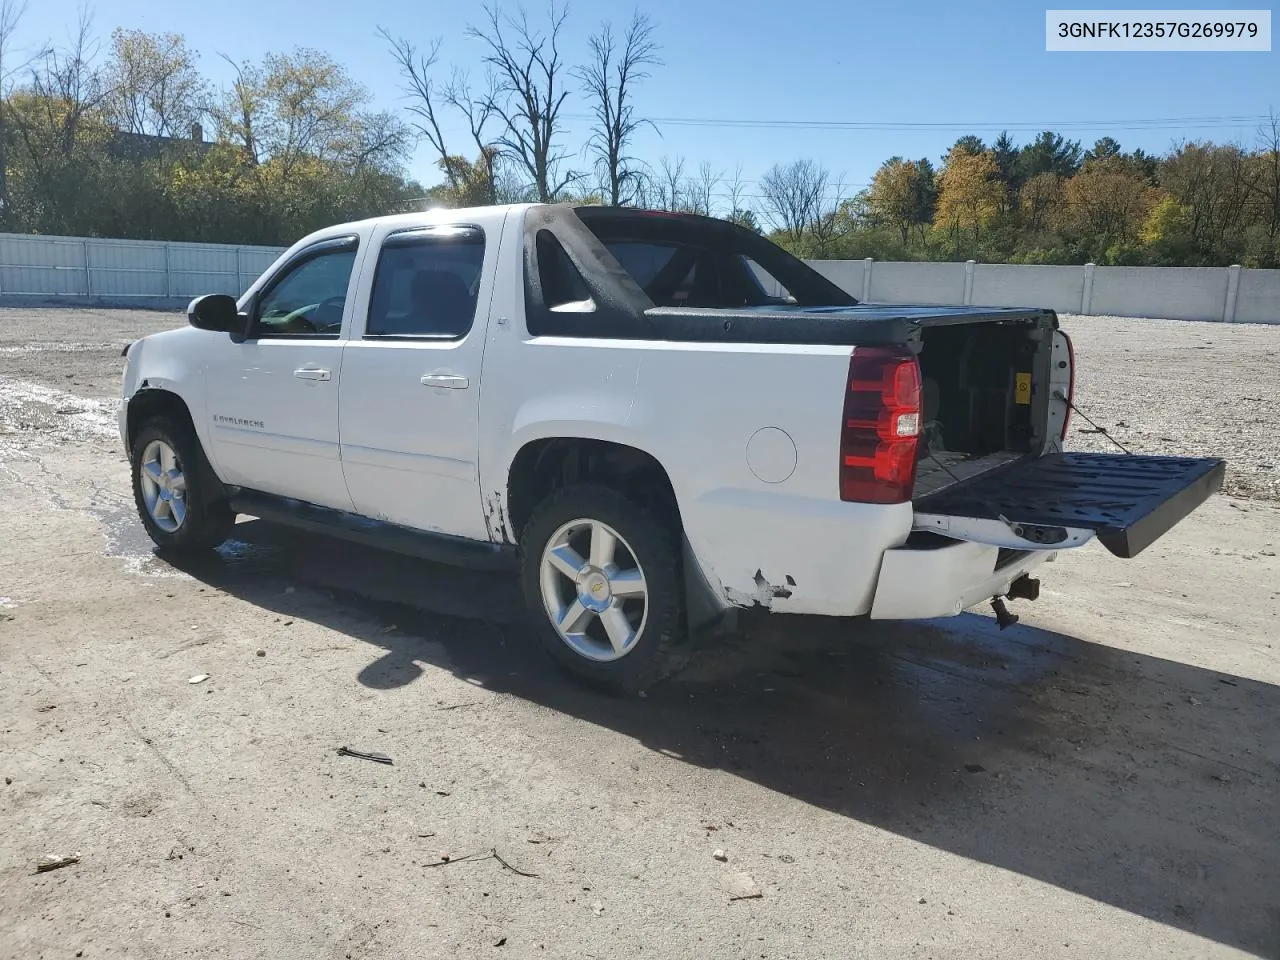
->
[869,540,1055,620]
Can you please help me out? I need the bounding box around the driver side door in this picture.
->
[201,235,361,511]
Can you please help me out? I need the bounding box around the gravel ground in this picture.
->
[1060,313,1280,501]
[2,306,1279,960]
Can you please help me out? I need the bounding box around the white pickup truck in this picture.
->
[120,203,1225,691]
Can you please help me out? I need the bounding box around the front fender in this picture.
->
[120,327,213,454]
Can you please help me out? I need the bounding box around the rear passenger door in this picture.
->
[337,220,501,541]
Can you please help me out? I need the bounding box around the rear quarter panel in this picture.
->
[479,211,913,614]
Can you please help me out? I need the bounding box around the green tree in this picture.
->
[1019,130,1083,180]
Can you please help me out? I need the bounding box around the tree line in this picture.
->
[1,1,1278,267]
[848,128,1280,267]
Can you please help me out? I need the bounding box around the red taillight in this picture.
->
[1059,331,1075,441]
[839,346,922,504]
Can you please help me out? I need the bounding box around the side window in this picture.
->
[366,226,485,339]
[535,230,593,311]
[742,257,796,303]
[253,245,357,337]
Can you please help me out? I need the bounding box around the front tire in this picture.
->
[519,483,686,693]
[130,417,233,555]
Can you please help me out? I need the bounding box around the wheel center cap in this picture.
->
[580,571,611,607]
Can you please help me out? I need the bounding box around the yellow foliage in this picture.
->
[933,148,1002,241]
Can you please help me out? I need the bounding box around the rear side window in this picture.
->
[742,257,795,302]
[366,226,485,339]
[535,230,593,310]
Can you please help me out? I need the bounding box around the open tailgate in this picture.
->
[912,452,1226,559]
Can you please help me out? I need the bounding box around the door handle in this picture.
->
[420,374,469,389]
[293,367,331,381]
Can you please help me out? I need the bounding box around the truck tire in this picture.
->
[519,483,686,693]
[130,417,234,556]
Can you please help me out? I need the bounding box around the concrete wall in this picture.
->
[807,258,1280,325]
[1089,266,1228,323]
[969,263,1085,314]
[1233,268,1280,325]
[0,233,286,304]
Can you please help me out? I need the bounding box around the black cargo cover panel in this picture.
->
[915,452,1226,558]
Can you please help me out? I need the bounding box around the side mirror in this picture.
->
[188,294,241,333]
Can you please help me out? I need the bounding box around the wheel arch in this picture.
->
[126,388,228,501]
[501,434,734,634]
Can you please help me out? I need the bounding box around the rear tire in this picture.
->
[519,483,686,694]
[130,417,233,556]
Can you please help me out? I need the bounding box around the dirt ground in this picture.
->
[1,306,1278,960]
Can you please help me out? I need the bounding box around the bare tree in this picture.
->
[655,153,685,211]
[382,28,505,205]
[723,162,747,218]
[758,158,831,245]
[443,69,501,204]
[214,54,263,163]
[574,12,658,207]
[380,30,454,183]
[20,8,107,154]
[468,2,578,202]
[687,160,720,216]
[806,174,848,256]
[6,9,108,233]
[1255,111,1280,240]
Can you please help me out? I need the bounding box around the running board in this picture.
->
[227,490,519,572]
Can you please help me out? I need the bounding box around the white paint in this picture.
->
[745,427,797,484]
[336,209,508,541]
[871,540,1053,619]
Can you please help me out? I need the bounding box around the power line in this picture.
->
[564,112,1274,133]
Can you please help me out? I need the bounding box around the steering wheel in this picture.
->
[277,303,319,332]
[312,296,347,333]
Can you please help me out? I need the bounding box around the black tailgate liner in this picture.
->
[914,452,1226,558]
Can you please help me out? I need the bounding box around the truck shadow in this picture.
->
[173,518,1279,958]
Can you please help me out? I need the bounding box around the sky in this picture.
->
[14,0,1279,208]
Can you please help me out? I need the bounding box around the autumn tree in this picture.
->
[105,29,209,138]
[1061,160,1158,255]
[4,10,112,234]
[868,156,936,245]
[933,146,1002,251]
[1160,141,1256,262]
[1019,171,1063,232]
